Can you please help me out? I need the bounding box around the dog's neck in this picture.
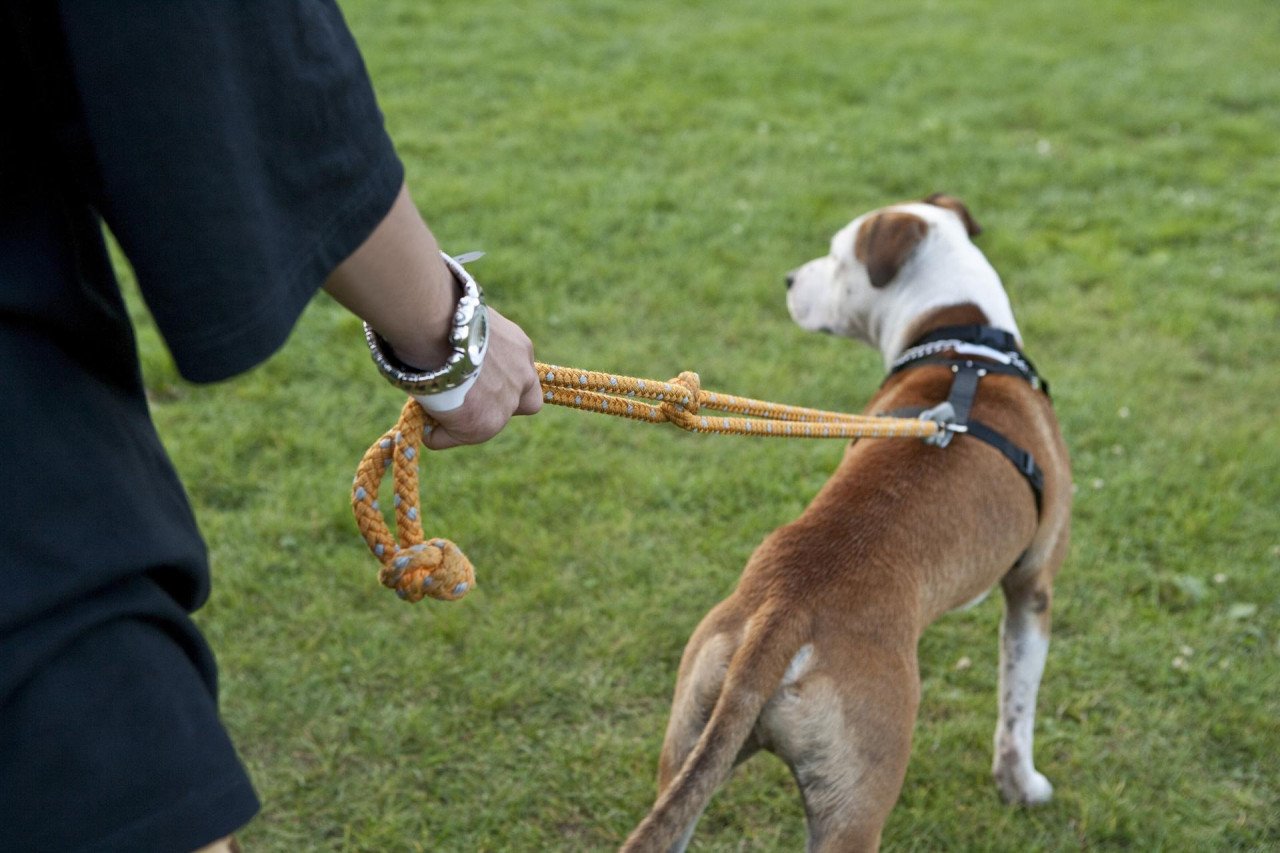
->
[867,228,1021,368]
[901,303,995,350]
[880,286,1023,357]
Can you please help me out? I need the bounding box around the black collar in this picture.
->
[909,323,1022,353]
[888,323,1048,397]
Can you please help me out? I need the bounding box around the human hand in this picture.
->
[416,306,542,450]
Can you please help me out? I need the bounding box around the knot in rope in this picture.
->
[657,371,702,428]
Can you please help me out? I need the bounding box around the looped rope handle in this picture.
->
[351,398,476,603]
[352,362,941,603]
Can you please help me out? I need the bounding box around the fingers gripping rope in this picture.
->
[353,362,942,603]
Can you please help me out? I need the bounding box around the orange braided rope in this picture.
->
[352,362,941,603]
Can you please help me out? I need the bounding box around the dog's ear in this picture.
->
[854,211,929,288]
[923,192,982,238]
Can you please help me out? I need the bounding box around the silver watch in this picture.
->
[364,252,490,404]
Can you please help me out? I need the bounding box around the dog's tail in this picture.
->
[621,608,805,852]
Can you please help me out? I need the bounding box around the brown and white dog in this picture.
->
[623,195,1071,852]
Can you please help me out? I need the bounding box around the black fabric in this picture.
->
[1,2,404,849]
[907,323,1022,353]
[0,585,254,853]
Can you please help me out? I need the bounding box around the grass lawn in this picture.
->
[121,0,1276,849]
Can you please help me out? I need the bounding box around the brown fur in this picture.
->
[624,291,1070,851]
[854,212,929,288]
[923,192,983,237]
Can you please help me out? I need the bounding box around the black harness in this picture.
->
[881,324,1050,513]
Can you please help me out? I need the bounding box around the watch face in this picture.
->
[468,307,490,364]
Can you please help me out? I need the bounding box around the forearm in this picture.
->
[323,183,457,369]
[323,181,542,449]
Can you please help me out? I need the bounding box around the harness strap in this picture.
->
[887,405,1045,514]
[888,355,1043,386]
[945,362,983,425]
[963,421,1045,513]
[883,324,1051,516]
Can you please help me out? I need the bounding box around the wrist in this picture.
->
[383,265,462,369]
[364,252,490,405]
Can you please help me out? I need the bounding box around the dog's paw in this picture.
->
[995,765,1054,806]
[1018,770,1054,805]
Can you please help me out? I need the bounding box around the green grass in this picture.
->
[119,0,1277,849]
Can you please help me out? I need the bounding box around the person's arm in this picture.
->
[324,184,542,449]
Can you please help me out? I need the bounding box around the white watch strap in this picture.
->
[414,369,481,413]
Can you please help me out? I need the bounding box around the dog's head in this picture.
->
[786,194,1019,366]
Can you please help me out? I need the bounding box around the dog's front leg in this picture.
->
[992,573,1055,805]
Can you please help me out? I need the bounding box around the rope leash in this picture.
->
[351,362,942,603]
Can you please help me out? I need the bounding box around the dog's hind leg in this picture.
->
[629,604,804,853]
[992,552,1061,805]
[652,630,757,852]
[764,644,920,853]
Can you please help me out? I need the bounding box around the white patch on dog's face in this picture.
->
[786,202,1019,366]
[786,216,878,342]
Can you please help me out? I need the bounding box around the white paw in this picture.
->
[995,765,1054,806]
[1020,770,1054,805]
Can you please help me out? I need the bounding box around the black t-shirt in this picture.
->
[0,2,404,849]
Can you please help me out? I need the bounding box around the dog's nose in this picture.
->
[785,272,796,290]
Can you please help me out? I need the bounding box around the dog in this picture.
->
[622,195,1071,852]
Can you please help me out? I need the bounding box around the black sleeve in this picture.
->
[55,0,405,382]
